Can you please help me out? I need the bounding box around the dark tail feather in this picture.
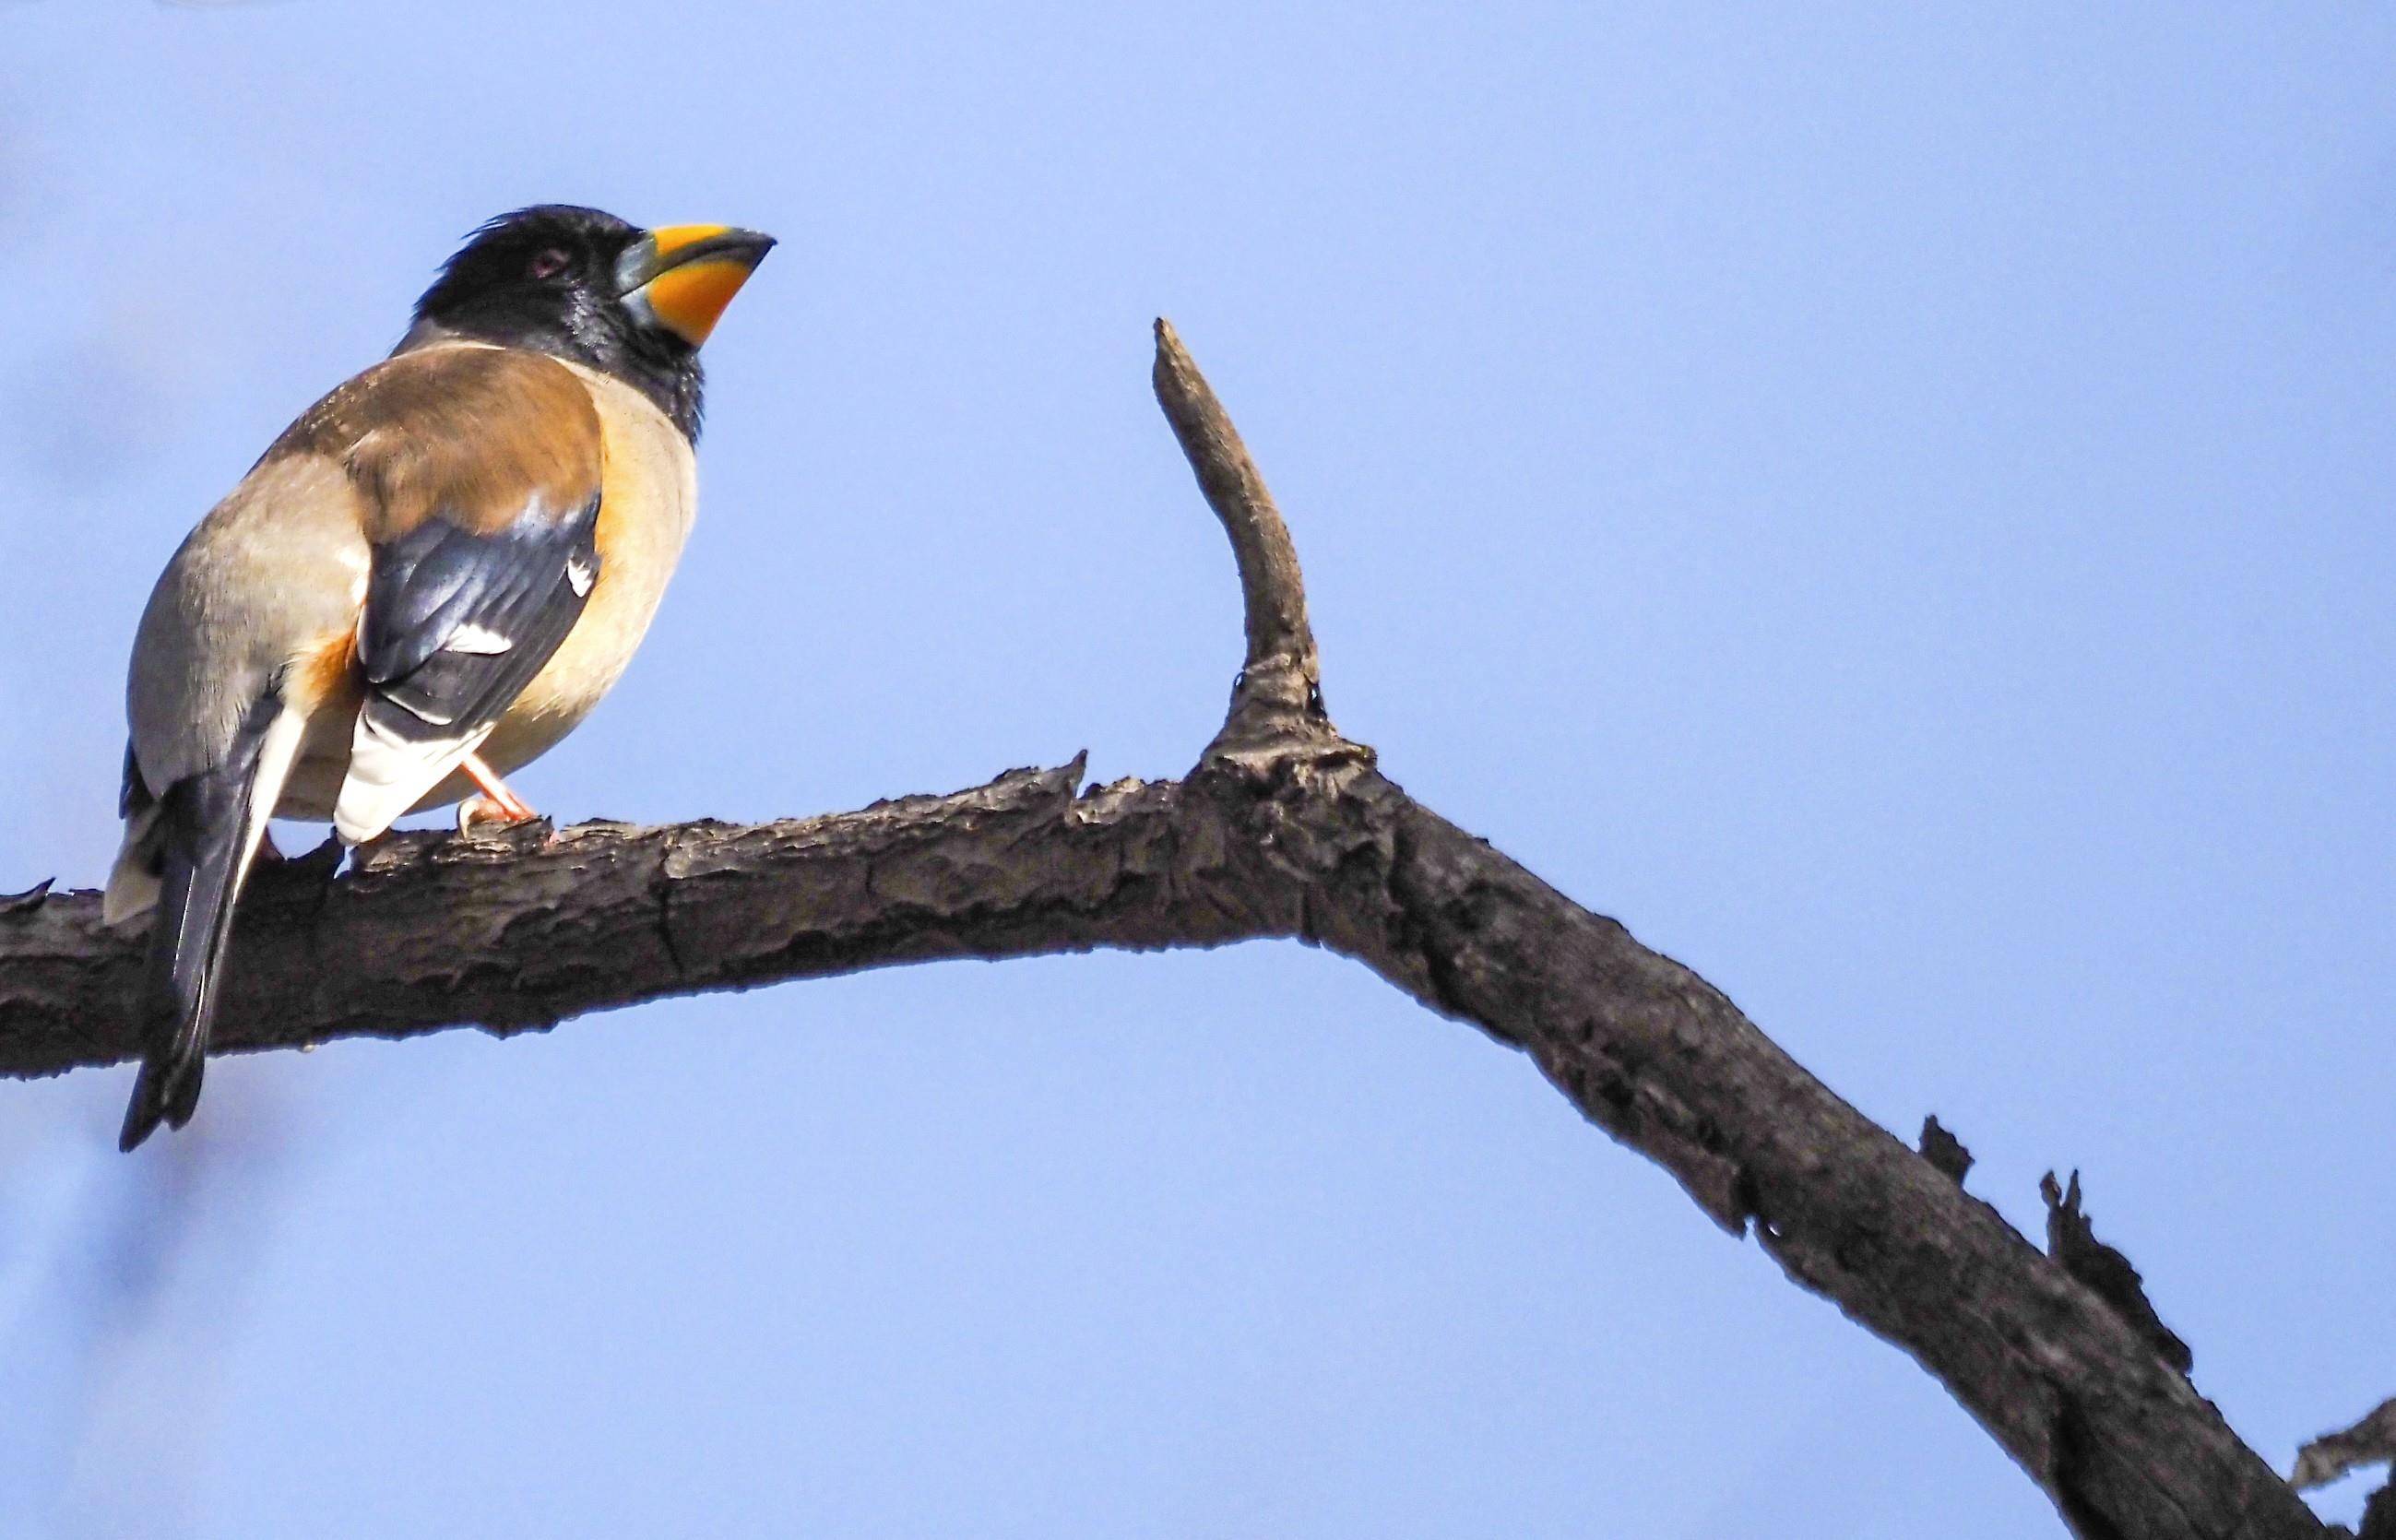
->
[119,701,283,1152]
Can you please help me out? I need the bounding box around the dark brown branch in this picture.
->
[0,761,1263,1074]
[2295,1398,2396,1490]
[1919,1115,1975,1186]
[0,321,2334,1540]
[1152,317,1334,760]
[2364,1488,2396,1540]
[2042,1169,2195,1375]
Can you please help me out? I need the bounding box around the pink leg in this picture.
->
[457,752,540,835]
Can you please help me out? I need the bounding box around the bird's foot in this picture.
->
[457,794,544,837]
[457,752,540,838]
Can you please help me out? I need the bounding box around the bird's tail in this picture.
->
[120,699,305,1152]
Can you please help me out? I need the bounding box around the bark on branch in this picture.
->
[2295,1397,2396,1539]
[0,323,2337,1539]
[2295,1398,2396,1492]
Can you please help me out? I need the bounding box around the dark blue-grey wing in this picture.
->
[356,496,600,732]
[333,494,599,842]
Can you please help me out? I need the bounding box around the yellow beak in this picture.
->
[616,223,777,347]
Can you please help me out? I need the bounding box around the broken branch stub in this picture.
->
[1151,318,1343,764]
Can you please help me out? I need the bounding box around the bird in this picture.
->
[102,205,775,1151]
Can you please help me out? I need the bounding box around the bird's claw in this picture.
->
[457,793,543,840]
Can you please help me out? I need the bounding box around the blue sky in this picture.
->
[2,4,2391,1535]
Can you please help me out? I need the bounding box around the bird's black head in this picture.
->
[405,205,775,441]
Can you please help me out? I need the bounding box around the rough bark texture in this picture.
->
[2364,1487,2396,1540]
[1920,1114,1975,1186]
[0,322,2347,1539]
[2042,1169,2197,1375]
[2295,1399,2396,1493]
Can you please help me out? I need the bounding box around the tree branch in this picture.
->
[0,322,2334,1539]
[2295,1398,2396,1493]
[2041,1168,2195,1374]
[1152,317,1335,760]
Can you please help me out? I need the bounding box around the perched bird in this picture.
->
[104,206,775,1151]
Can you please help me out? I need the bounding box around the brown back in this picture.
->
[265,345,604,538]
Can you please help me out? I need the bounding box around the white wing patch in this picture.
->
[333,712,493,845]
[445,622,516,655]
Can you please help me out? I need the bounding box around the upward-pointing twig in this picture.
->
[1151,318,1337,761]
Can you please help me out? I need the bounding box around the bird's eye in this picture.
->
[528,247,573,279]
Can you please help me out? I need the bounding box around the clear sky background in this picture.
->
[1,5,2390,1536]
